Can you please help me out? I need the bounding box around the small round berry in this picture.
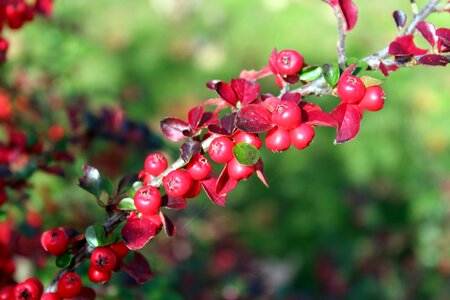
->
[271,100,302,130]
[265,127,291,152]
[234,132,262,149]
[290,124,315,150]
[184,180,202,198]
[337,74,366,104]
[25,278,43,295]
[109,241,129,260]
[40,292,61,300]
[359,85,385,111]
[163,170,193,197]
[186,154,212,180]
[275,50,304,76]
[0,286,14,300]
[144,152,168,176]
[133,185,162,216]
[14,280,41,300]
[40,228,69,256]
[90,247,117,273]
[208,137,235,163]
[227,158,254,180]
[57,272,82,299]
[88,266,111,284]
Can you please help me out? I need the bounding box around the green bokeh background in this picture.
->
[3,0,450,299]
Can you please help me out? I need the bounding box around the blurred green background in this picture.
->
[3,0,450,299]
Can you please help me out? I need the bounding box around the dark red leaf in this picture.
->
[436,28,450,46]
[121,216,157,250]
[160,118,191,142]
[207,124,228,135]
[343,63,358,75]
[180,140,202,163]
[159,211,176,237]
[188,106,204,131]
[301,102,337,127]
[117,173,139,195]
[122,252,154,284]
[239,66,272,81]
[393,10,407,29]
[221,112,237,135]
[161,195,188,210]
[216,165,239,195]
[416,21,437,47]
[230,78,260,105]
[213,81,237,105]
[283,74,300,84]
[200,174,227,206]
[418,54,448,66]
[388,35,428,57]
[198,111,217,129]
[331,103,361,144]
[324,0,358,31]
[281,92,302,104]
[40,166,65,176]
[235,104,274,133]
[67,287,96,300]
[261,96,281,113]
[254,159,269,188]
[268,48,278,74]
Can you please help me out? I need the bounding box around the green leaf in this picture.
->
[127,181,143,198]
[354,60,369,75]
[56,253,72,268]
[233,143,260,166]
[85,223,106,248]
[323,64,340,87]
[79,165,102,199]
[299,65,322,82]
[117,197,137,210]
[101,178,114,196]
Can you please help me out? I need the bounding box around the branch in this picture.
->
[334,8,348,69]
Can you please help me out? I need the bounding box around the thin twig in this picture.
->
[335,8,347,69]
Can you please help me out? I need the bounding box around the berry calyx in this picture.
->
[186,154,212,180]
[227,158,254,180]
[208,137,235,163]
[234,132,262,149]
[40,228,69,256]
[337,74,366,104]
[144,152,168,176]
[14,280,41,300]
[271,100,302,130]
[133,185,162,216]
[88,266,111,284]
[275,50,304,76]
[163,169,193,197]
[290,124,315,150]
[90,247,117,273]
[57,272,82,299]
[359,85,385,111]
[265,127,291,152]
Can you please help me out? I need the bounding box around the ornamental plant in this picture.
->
[0,0,449,299]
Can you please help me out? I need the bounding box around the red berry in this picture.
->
[290,124,315,150]
[227,158,254,180]
[265,127,291,152]
[48,125,65,142]
[133,185,161,216]
[14,280,41,300]
[337,74,366,104]
[90,247,117,273]
[40,229,69,256]
[234,132,262,149]
[88,265,111,284]
[208,137,235,163]
[163,170,193,197]
[184,180,202,198]
[40,292,61,300]
[186,154,212,180]
[57,272,82,299]
[275,50,304,76]
[138,169,154,185]
[144,152,168,176]
[25,278,43,295]
[359,85,385,111]
[109,241,129,260]
[271,100,302,130]
[0,286,14,300]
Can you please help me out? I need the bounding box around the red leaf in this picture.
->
[281,92,302,104]
[301,102,337,127]
[67,287,96,300]
[388,35,428,57]
[230,79,261,105]
[418,54,448,66]
[212,81,237,105]
[159,211,176,237]
[436,28,450,46]
[122,252,154,284]
[220,112,237,135]
[121,216,157,250]
[188,106,204,131]
[160,118,191,142]
[180,140,202,163]
[216,165,239,195]
[235,104,274,133]
[324,0,358,32]
[254,159,269,188]
[268,48,278,74]
[200,174,227,206]
[261,96,282,113]
[331,103,361,144]
[416,21,438,47]
[198,111,217,129]
[162,195,188,210]
[239,66,272,81]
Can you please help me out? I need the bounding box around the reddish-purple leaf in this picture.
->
[67,287,96,300]
[235,104,274,133]
[117,173,139,195]
[230,78,261,105]
[436,28,450,46]
[301,102,337,127]
[180,140,202,163]
[262,96,282,113]
[254,159,269,188]
[122,252,154,284]
[388,35,428,56]
[239,66,272,81]
[201,174,227,206]
[160,118,191,142]
[221,112,237,135]
[207,124,228,135]
[324,0,358,31]
[393,10,407,29]
[159,211,176,237]
[213,81,237,105]
[216,165,239,195]
[121,217,157,250]
[188,106,204,131]
[418,54,448,66]
[161,195,188,210]
[198,111,217,129]
[416,21,438,47]
[331,103,361,144]
[378,61,399,77]
[281,92,302,104]
[268,48,278,74]
[283,74,300,84]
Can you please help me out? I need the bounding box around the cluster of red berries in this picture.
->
[88,241,129,284]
